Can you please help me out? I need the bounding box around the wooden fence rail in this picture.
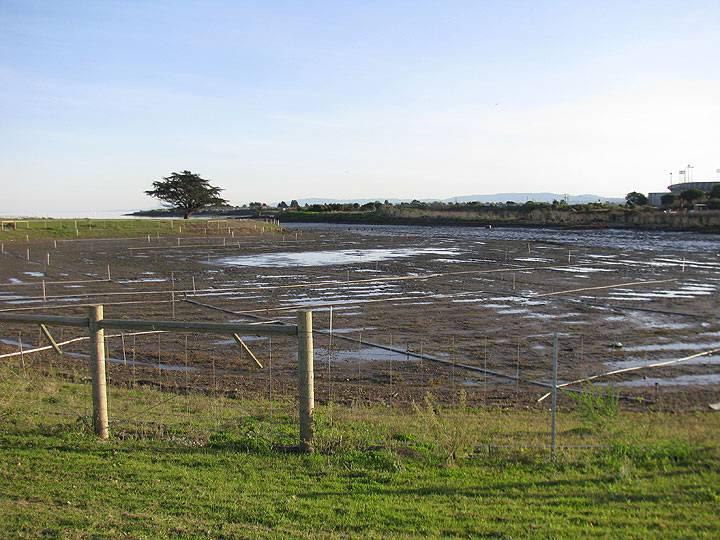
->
[0,306,315,451]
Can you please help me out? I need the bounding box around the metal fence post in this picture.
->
[551,333,558,459]
[89,305,109,439]
[297,310,314,452]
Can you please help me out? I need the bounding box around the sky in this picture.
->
[2,0,720,215]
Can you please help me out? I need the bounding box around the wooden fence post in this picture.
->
[297,310,314,452]
[89,305,109,439]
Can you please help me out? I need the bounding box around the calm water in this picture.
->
[285,223,720,253]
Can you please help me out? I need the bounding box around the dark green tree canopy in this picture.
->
[660,193,677,208]
[679,188,705,205]
[625,191,648,207]
[146,171,229,219]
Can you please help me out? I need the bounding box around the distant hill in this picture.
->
[293,193,624,206]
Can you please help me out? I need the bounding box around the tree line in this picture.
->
[143,170,720,218]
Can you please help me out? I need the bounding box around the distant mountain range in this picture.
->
[291,193,624,205]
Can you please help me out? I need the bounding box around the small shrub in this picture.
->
[412,391,476,465]
[570,384,619,439]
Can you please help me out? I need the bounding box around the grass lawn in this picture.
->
[0,369,719,538]
[0,218,277,241]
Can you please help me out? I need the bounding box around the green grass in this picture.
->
[0,218,277,241]
[1,370,718,538]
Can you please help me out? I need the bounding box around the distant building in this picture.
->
[648,192,667,207]
[668,181,719,194]
[648,181,720,207]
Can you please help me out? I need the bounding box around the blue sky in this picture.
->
[2,0,719,214]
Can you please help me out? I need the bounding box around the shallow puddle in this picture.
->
[213,247,460,268]
[604,354,720,370]
[317,346,418,363]
[614,373,720,387]
[621,340,720,353]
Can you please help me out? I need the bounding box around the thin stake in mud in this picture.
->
[184,335,189,399]
[132,335,137,386]
[212,355,216,396]
[38,324,62,355]
[19,331,26,377]
[268,337,273,420]
[451,336,456,403]
[121,333,127,366]
[551,334,558,459]
[389,332,394,389]
[484,337,488,406]
[157,334,162,390]
[515,338,520,398]
[357,328,363,398]
[231,334,263,368]
[420,341,425,390]
[105,332,111,383]
[328,305,333,402]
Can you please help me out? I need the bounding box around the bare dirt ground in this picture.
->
[1,221,719,411]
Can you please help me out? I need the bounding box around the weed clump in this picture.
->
[412,391,477,465]
[570,384,620,441]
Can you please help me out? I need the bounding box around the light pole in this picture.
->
[687,164,694,182]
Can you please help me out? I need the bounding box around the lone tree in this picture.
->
[146,171,228,219]
[625,191,648,207]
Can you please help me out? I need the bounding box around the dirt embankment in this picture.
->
[280,208,720,232]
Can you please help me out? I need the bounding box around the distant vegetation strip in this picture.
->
[133,199,720,232]
[279,205,720,232]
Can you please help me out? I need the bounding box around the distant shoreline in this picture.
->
[278,213,720,233]
[129,207,720,233]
